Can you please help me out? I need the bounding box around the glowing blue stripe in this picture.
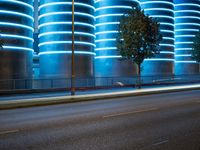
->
[175,16,200,20]
[95,14,123,19]
[39,31,95,38]
[38,22,95,29]
[175,10,200,14]
[176,54,192,57]
[175,48,192,51]
[39,2,95,11]
[175,29,199,32]
[160,51,175,54]
[144,59,175,62]
[95,31,118,35]
[95,47,117,51]
[141,1,174,6]
[160,44,175,47]
[95,0,140,3]
[95,6,132,11]
[149,15,174,20]
[175,42,193,44]
[175,3,200,8]
[95,39,116,43]
[175,61,197,63]
[95,22,119,27]
[175,23,200,26]
[160,23,174,27]
[0,10,33,21]
[161,30,175,34]
[163,37,175,41]
[6,0,33,10]
[95,55,122,59]
[39,41,95,47]
[1,34,34,42]
[0,22,34,31]
[3,46,33,51]
[144,8,173,13]
[175,35,195,37]
[39,12,94,20]
[39,51,96,56]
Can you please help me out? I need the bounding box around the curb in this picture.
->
[0,84,200,110]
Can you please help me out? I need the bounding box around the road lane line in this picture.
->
[152,140,169,146]
[103,107,157,118]
[0,129,19,135]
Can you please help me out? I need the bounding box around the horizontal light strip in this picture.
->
[95,31,118,35]
[175,61,197,63]
[175,48,192,51]
[175,3,200,8]
[3,46,33,51]
[95,47,117,51]
[145,8,173,13]
[39,12,94,20]
[95,22,119,27]
[160,23,174,27]
[39,2,94,11]
[149,15,174,20]
[141,1,174,6]
[39,41,95,47]
[95,55,121,59]
[39,51,96,56]
[175,16,200,20]
[39,31,95,38]
[144,59,174,62]
[175,29,199,32]
[38,22,95,29]
[1,34,34,42]
[175,42,193,44]
[163,37,175,41]
[95,6,132,11]
[0,10,33,21]
[0,22,34,31]
[160,44,175,47]
[160,51,175,54]
[175,23,200,26]
[95,39,116,43]
[95,14,123,19]
[175,35,195,37]
[161,30,175,34]
[6,0,33,10]
[175,10,200,14]
[176,54,192,57]
[95,0,140,3]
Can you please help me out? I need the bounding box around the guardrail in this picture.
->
[0,74,200,91]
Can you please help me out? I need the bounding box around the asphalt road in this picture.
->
[0,90,200,150]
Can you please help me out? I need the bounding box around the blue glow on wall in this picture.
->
[174,0,200,74]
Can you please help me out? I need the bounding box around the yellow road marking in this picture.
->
[103,107,157,118]
[0,129,19,135]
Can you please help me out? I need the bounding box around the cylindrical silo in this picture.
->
[0,0,33,88]
[141,0,175,76]
[174,0,200,75]
[94,0,139,77]
[39,0,95,78]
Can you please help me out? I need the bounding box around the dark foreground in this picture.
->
[0,90,200,150]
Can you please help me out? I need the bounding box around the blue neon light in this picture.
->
[3,46,33,51]
[39,41,95,47]
[0,10,33,21]
[0,22,34,31]
[1,34,34,42]
[39,51,96,56]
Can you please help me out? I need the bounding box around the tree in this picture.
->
[117,7,162,88]
[0,34,3,49]
[192,30,200,63]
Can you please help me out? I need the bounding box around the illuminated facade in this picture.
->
[38,0,95,78]
[140,0,175,75]
[174,0,200,75]
[94,0,139,77]
[0,0,33,80]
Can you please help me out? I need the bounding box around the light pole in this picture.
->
[71,0,75,95]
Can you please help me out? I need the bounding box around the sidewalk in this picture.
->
[0,84,200,110]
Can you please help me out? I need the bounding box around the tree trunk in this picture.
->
[138,63,141,89]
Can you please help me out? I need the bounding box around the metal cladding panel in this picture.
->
[0,0,33,80]
[141,0,175,75]
[39,0,95,78]
[94,0,139,77]
[174,0,200,75]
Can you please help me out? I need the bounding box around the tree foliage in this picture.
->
[117,7,162,70]
[192,31,200,62]
[0,34,3,49]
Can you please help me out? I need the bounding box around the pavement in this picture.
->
[0,89,200,150]
[0,83,200,110]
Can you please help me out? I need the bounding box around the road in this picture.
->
[0,90,200,150]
